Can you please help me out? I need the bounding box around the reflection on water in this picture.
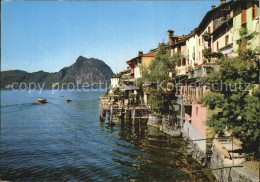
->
[0,90,214,181]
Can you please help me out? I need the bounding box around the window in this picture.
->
[208,26,211,33]
[252,3,256,20]
[192,46,195,59]
[178,46,181,53]
[225,35,229,46]
[241,3,247,24]
[178,59,181,66]
[182,58,186,66]
[196,107,198,116]
[217,41,219,50]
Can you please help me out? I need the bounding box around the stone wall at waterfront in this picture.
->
[211,139,259,182]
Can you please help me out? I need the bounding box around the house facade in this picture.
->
[167,30,187,76]
[126,51,156,80]
[110,75,120,89]
[212,18,233,57]
[176,1,233,161]
[185,30,197,69]
[232,0,259,55]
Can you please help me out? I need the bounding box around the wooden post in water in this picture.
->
[99,102,104,121]
[124,108,127,124]
[109,105,113,125]
[103,110,106,122]
[132,108,136,125]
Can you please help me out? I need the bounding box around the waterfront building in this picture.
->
[126,50,156,80]
[167,30,187,76]
[110,74,120,89]
[231,0,259,55]
[185,30,198,71]
[211,17,233,57]
[175,0,234,163]
[196,1,232,64]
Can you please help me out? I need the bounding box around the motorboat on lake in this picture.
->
[37,98,47,104]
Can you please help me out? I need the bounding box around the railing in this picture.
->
[186,64,220,79]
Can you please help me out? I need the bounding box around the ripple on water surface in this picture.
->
[0,90,214,181]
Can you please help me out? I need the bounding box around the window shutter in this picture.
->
[252,4,256,20]
[241,7,247,24]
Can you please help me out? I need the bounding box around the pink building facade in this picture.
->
[177,85,208,153]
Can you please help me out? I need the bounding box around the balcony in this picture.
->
[120,73,134,83]
[186,64,219,79]
[176,95,192,106]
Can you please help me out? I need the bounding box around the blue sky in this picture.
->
[2,0,219,74]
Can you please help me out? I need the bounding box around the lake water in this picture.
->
[0,90,213,181]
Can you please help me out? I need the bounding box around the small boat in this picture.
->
[66,99,72,103]
[37,98,47,104]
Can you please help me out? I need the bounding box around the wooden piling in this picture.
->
[99,101,104,121]
[132,108,136,125]
[109,105,113,125]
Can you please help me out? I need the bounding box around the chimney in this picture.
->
[138,51,143,56]
[167,29,174,46]
[220,0,226,6]
[211,5,216,10]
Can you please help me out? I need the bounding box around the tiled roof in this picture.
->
[142,51,156,57]
[126,51,156,64]
[120,67,131,73]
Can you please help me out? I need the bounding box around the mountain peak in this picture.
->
[1,56,114,88]
[76,56,87,62]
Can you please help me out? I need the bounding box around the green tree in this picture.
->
[201,47,259,153]
[139,44,180,115]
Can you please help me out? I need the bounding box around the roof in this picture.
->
[196,1,232,35]
[142,51,156,57]
[126,56,139,64]
[185,29,197,40]
[126,50,156,64]
[169,36,186,48]
[120,67,131,73]
[229,0,258,9]
[111,73,121,78]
